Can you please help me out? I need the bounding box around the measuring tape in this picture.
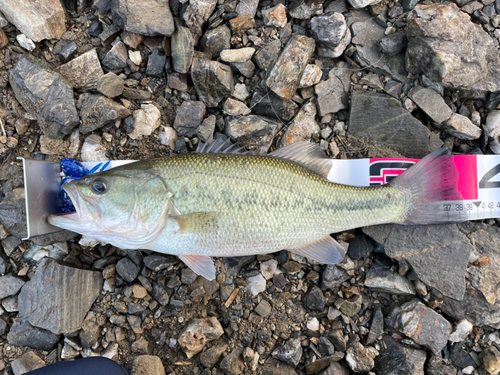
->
[18,154,500,239]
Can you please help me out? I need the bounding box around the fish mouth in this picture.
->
[48,183,82,227]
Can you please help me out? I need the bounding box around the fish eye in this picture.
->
[91,178,108,195]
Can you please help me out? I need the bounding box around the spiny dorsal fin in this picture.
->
[269,142,332,178]
[196,133,253,155]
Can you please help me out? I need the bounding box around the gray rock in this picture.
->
[236,0,259,17]
[80,318,101,348]
[146,49,166,78]
[199,25,231,59]
[131,336,149,354]
[182,0,217,44]
[324,329,347,352]
[272,338,303,367]
[363,224,471,300]
[191,58,234,107]
[0,188,27,239]
[0,0,66,42]
[347,233,373,260]
[55,49,103,91]
[102,41,128,70]
[98,24,121,45]
[94,0,112,14]
[262,358,299,375]
[181,267,198,285]
[254,300,272,317]
[225,115,279,153]
[143,255,173,272]
[335,295,362,317]
[486,110,500,153]
[11,352,45,375]
[349,91,430,158]
[380,31,408,55]
[443,113,482,140]
[97,72,124,98]
[131,355,166,375]
[366,306,384,345]
[116,257,140,282]
[321,265,347,290]
[346,342,378,373]
[347,0,383,8]
[221,256,255,277]
[173,101,206,137]
[171,20,194,74]
[79,95,131,134]
[228,61,255,78]
[2,236,21,257]
[7,319,58,351]
[315,75,346,116]
[178,317,224,358]
[112,0,174,37]
[266,34,315,99]
[151,282,170,306]
[402,0,419,11]
[0,275,25,299]
[375,336,426,375]
[280,100,319,146]
[122,87,152,100]
[219,347,244,375]
[303,285,326,311]
[364,264,416,295]
[406,3,500,91]
[198,115,216,142]
[18,258,102,335]
[10,55,79,139]
[318,336,336,356]
[311,13,351,58]
[351,18,407,82]
[3,295,18,312]
[321,363,349,375]
[386,299,452,353]
[59,41,77,62]
[253,39,282,71]
[250,91,297,122]
[408,86,452,124]
[200,344,228,368]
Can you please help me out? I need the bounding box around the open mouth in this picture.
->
[48,183,82,224]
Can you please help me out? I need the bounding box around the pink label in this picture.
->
[453,155,478,200]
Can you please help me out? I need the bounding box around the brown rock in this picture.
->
[266,33,315,99]
[121,32,144,49]
[225,115,279,153]
[171,19,194,74]
[112,0,174,37]
[262,4,287,28]
[131,355,165,375]
[443,113,482,140]
[229,15,256,33]
[0,29,8,50]
[178,317,224,358]
[191,58,234,107]
[55,49,104,91]
[299,64,322,88]
[280,100,320,146]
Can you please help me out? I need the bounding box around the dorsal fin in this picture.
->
[269,142,332,178]
[196,133,253,155]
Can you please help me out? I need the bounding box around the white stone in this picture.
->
[306,317,320,331]
[260,259,278,280]
[262,4,287,28]
[79,236,102,248]
[486,110,500,154]
[81,135,108,162]
[223,98,251,116]
[449,319,473,343]
[462,366,474,374]
[159,126,178,149]
[347,0,383,8]
[16,34,35,51]
[247,274,266,296]
[444,113,482,140]
[233,83,249,101]
[220,47,255,63]
[128,50,142,66]
[129,104,161,140]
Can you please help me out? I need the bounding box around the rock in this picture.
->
[58,41,77,62]
[236,0,259,17]
[303,285,326,311]
[311,13,351,58]
[262,358,299,375]
[122,32,144,49]
[223,98,251,116]
[168,72,188,91]
[80,318,101,348]
[299,64,322,88]
[97,72,124,98]
[225,115,279,153]
[10,352,45,375]
[246,273,267,296]
[363,224,471,300]
[335,295,362,317]
[171,20,194,74]
[16,34,36,51]
[306,354,344,374]
[364,264,415,295]
[131,355,166,375]
[318,336,336,356]
[132,337,149,354]
[122,87,152,100]
[266,34,315,99]
[448,319,473,343]
[151,282,170,306]
[112,0,174,37]
[408,86,452,124]
[482,347,500,374]
[260,259,278,280]
[191,58,234,107]
[220,348,244,375]
[199,25,231,59]
[18,258,102,335]
[322,265,347,290]
[229,15,255,33]
[243,347,254,362]
[143,255,173,272]
[280,100,320,146]
[250,91,297,121]
[272,338,303,367]
[254,300,272,317]
[173,101,206,137]
[321,363,349,375]
[116,257,140,282]
[0,188,27,239]
[366,306,384,345]
[182,0,217,43]
[386,299,451,354]
[220,48,255,63]
[380,31,408,55]
[178,317,224,358]
[55,49,103,91]
[228,61,255,78]
[0,0,65,42]
[253,39,281,72]
[200,344,228,368]
[406,3,500,91]
[443,113,482,140]
[99,24,121,45]
[7,319,58,350]
[346,342,378,373]
[347,0,383,8]
[0,275,25,299]
[262,4,287,28]
[129,104,161,140]
[349,91,430,158]
[315,75,347,117]
[375,336,426,375]
[486,110,500,153]
[79,95,130,134]
[146,49,166,78]
[102,41,128,70]
[10,55,79,139]
[351,18,407,82]
[347,233,373,260]
[198,115,216,142]
[81,134,108,162]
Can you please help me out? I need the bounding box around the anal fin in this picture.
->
[288,235,346,264]
[179,255,216,280]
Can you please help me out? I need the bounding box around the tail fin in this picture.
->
[390,148,463,225]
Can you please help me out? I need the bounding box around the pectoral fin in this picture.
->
[170,212,219,234]
[288,235,346,264]
[179,255,216,280]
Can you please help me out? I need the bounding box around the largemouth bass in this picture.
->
[48,138,462,280]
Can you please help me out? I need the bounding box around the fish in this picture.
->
[48,136,462,280]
